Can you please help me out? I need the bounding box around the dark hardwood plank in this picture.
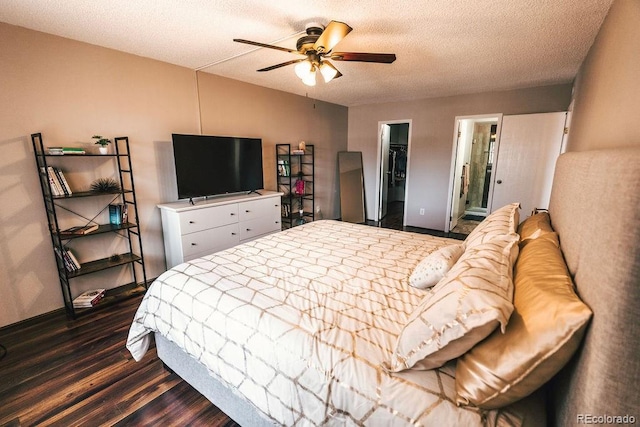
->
[0,294,237,426]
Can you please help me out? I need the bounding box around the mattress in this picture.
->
[126,220,517,425]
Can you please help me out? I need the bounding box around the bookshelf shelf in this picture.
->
[50,189,133,199]
[276,144,314,229]
[32,133,148,319]
[58,222,138,240]
[66,253,142,278]
[73,282,146,315]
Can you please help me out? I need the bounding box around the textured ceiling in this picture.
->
[0,0,613,107]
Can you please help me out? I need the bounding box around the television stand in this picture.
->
[158,191,283,269]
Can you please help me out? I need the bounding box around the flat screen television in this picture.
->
[171,133,264,200]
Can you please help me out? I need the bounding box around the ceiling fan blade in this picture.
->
[313,21,352,54]
[257,58,306,72]
[233,38,296,54]
[330,52,397,63]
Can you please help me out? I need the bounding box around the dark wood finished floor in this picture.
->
[366,201,469,240]
[0,295,239,426]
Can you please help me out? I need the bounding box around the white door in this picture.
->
[490,112,567,218]
[447,114,502,232]
[449,124,463,230]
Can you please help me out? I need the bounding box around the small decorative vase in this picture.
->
[98,146,108,155]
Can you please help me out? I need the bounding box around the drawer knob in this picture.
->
[191,243,197,246]
[230,213,235,216]
[245,209,250,213]
[189,221,195,224]
[231,232,237,236]
[246,228,251,231]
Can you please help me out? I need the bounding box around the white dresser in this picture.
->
[158,191,283,269]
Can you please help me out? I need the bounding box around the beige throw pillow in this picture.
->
[389,234,518,372]
[455,233,592,409]
[409,244,464,289]
[464,203,520,249]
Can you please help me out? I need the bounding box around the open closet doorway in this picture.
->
[376,120,411,229]
[446,114,502,233]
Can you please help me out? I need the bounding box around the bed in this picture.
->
[127,147,639,426]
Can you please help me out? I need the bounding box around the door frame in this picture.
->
[445,114,503,232]
[375,119,412,224]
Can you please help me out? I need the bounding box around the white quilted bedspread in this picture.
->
[126,220,510,426]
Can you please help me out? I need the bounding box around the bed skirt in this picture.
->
[155,333,275,426]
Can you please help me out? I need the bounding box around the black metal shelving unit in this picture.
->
[276,143,314,229]
[31,132,147,318]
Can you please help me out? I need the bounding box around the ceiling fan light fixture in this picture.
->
[302,68,317,86]
[319,62,339,83]
[295,60,314,79]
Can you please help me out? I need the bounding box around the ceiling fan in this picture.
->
[233,21,396,86]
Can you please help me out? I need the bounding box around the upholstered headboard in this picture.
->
[548,147,640,425]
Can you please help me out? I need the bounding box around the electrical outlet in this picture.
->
[419,208,425,215]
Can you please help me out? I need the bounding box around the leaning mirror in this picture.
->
[338,151,366,223]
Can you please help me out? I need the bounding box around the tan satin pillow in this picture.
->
[455,233,592,409]
[517,212,555,246]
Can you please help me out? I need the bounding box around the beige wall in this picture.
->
[196,73,347,220]
[348,84,572,229]
[0,23,347,327]
[567,0,640,151]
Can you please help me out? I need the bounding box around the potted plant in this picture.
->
[92,135,111,154]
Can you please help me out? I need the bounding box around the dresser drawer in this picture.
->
[239,197,280,222]
[178,204,238,234]
[239,215,281,241]
[181,223,240,258]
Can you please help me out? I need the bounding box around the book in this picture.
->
[73,289,106,308]
[60,224,99,235]
[55,168,73,194]
[47,166,64,196]
[48,146,86,155]
[53,247,79,272]
[66,249,81,270]
[41,167,59,195]
[121,204,128,224]
[45,167,72,196]
[53,246,69,270]
[109,204,123,225]
[53,168,69,195]
[278,160,290,176]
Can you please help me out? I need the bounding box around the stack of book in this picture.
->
[72,289,106,308]
[59,224,99,236]
[48,146,86,155]
[43,166,72,196]
[277,159,290,176]
[109,203,128,225]
[54,247,81,272]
